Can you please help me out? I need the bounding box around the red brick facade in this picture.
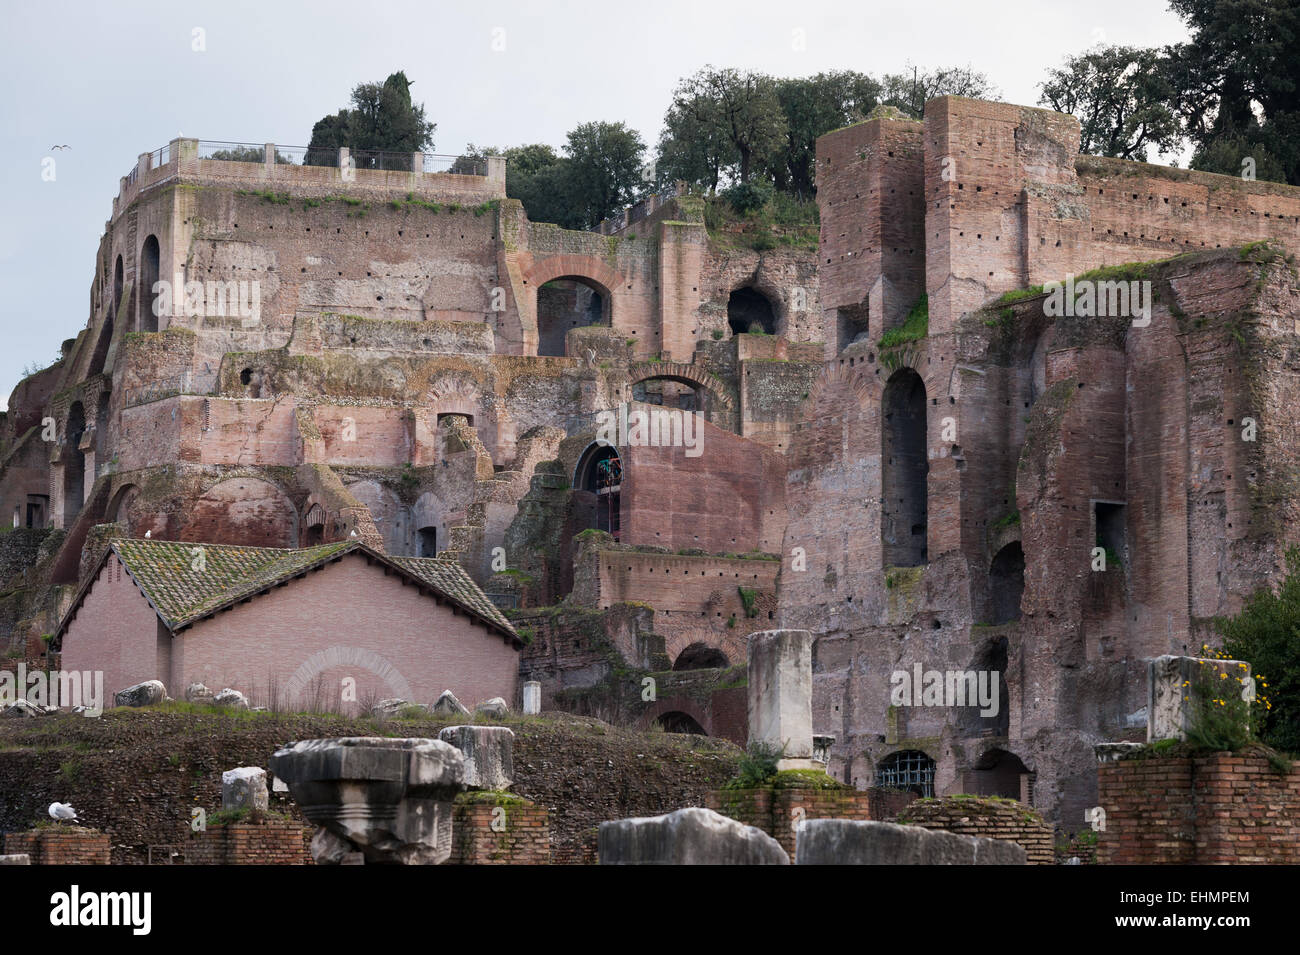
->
[185,821,311,864]
[1098,753,1300,864]
[707,783,875,859]
[450,795,550,865]
[4,829,110,864]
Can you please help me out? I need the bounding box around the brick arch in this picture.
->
[627,362,735,411]
[522,254,624,299]
[636,696,715,737]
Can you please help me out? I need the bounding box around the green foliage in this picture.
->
[305,70,436,166]
[1214,545,1300,752]
[879,295,928,349]
[722,741,785,789]
[879,64,1000,118]
[722,181,774,215]
[1039,45,1181,161]
[737,586,759,618]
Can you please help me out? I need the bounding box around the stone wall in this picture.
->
[1098,751,1300,865]
[892,795,1055,865]
[707,775,875,859]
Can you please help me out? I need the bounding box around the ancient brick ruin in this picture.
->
[4,93,1300,831]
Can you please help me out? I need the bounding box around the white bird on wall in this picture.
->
[48,802,77,821]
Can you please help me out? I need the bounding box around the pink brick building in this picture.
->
[55,539,521,710]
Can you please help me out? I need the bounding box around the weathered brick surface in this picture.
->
[3,829,110,864]
[708,784,875,859]
[186,821,311,865]
[892,795,1056,865]
[1098,753,1300,865]
[450,796,550,865]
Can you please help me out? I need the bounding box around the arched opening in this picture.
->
[537,277,608,357]
[573,443,621,538]
[62,402,86,527]
[112,256,124,314]
[966,749,1032,802]
[881,368,928,567]
[673,643,730,671]
[989,542,1025,624]
[417,525,437,557]
[875,750,936,797]
[632,377,700,411]
[108,484,139,529]
[727,287,776,336]
[956,635,1010,738]
[138,235,160,333]
[303,503,326,546]
[656,711,707,735]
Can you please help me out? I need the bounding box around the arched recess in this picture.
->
[412,491,446,558]
[875,749,936,797]
[138,235,160,333]
[91,256,125,377]
[956,635,1010,739]
[881,367,928,567]
[183,477,298,547]
[989,541,1025,624]
[673,642,731,671]
[521,254,625,356]
[107,484,139,531]
[656,711,708,735]
[536,276,609,357]
[62,402,86,527]
[727,286,778,336]
[965,749,1033,801]
[626,362,735,426]
[303,503,327,546]
[572,441,622,538]
[347,480,405,555]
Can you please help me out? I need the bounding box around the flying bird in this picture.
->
[50,145,70,151]
[48,802,77,821]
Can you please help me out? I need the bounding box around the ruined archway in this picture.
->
[882,367,928,567]
[138,235,160,333]
[537,276,609,357]
[673,642,731,671]
[62,402,86,527]
[183,477,298,547]
[522,254,625,357]
[656,711,708,735]
[989,541,1025,624]
[573,442,622,538]
[966,749,1033,802]
[727,286,777,336]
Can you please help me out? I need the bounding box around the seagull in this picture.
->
[349,529,358,538]
[50,145,70,151]
[48,802,77,821]
[144,530,152,538]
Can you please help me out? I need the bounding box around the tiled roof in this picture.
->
[61,538,517,642]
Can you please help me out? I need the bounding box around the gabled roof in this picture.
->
[55,538,518,645]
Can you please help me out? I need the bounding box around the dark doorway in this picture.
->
[418,526,438,557]
[139,235,160,333]
[727,287,776,336]
[673,643,730,671]
[575,443,621,537]
[537,277,606,356]
[966,749,1032,801]
[882,368,927,566]
[63,403,86,527]
[656,711,707,735]
[989,542,1025,624]
[875,750,935,797]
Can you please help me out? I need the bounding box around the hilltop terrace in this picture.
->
[110,138,506,222]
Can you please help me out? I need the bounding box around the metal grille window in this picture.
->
[876,750,936,797]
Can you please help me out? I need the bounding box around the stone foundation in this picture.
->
[185,820,311,865]
[450,793,550,865]
[707,774,874,858]
[891,795,1055,865]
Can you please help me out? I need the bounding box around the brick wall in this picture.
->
[892,795,1056,864]
[450,794,550,865]
[1098,753,1300,864]
[186,820,310,864]
[708,780,874,859]
[4,829,110,864]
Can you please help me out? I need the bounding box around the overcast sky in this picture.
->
[0,0,1192,408]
